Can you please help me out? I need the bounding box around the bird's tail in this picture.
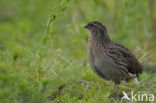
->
[125,73,140,85]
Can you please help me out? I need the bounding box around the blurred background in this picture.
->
[0,0,155,103]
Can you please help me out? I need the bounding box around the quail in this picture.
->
[84,21,143,91]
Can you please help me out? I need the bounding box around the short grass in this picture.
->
[0,0,156,103]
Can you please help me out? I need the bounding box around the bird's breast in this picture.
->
[88,37,125,82]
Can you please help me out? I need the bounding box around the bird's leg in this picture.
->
[110,83,119,98]
[113,84,118,93]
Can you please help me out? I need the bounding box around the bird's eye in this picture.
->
[88,25,92,29]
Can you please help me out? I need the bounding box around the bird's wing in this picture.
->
[105,42,143,76]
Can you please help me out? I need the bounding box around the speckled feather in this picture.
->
[106,42,143,77]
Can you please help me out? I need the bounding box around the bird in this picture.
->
[84,21,143,92]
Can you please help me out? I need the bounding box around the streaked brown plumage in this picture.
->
[84,21,143,91]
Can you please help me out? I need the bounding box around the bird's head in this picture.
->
[84,21,107,36]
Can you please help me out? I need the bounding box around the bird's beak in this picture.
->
[84,25,88,29]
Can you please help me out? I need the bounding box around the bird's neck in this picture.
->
[93,32,111,46]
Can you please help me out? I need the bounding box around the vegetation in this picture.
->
[0,0,155,102]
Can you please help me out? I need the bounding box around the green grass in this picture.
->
[0,0,156,103]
